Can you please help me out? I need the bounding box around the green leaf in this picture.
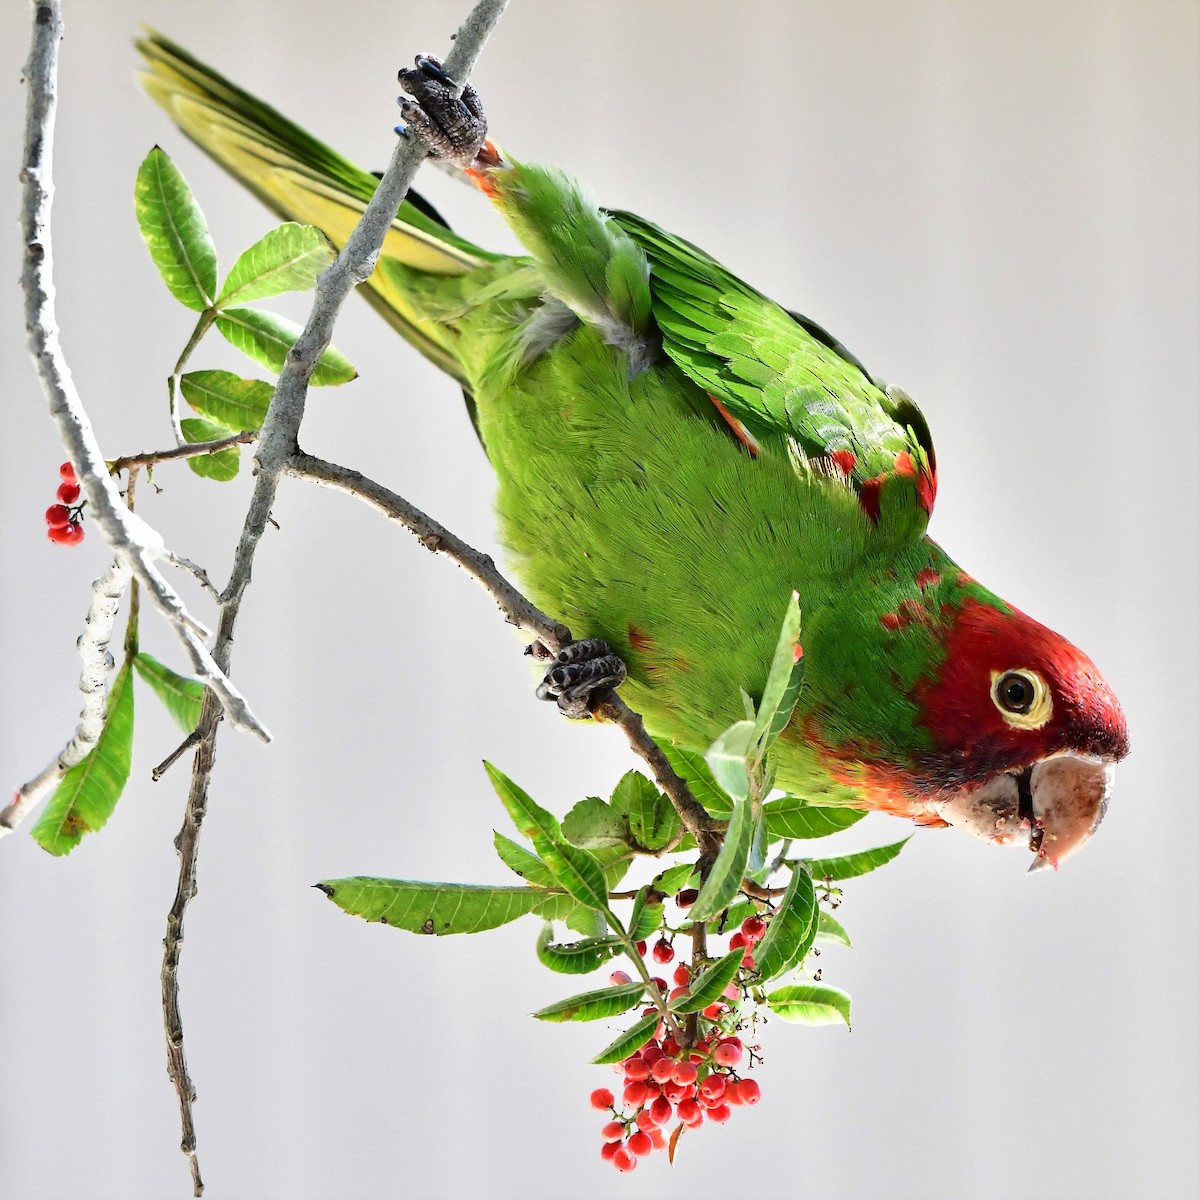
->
[753,865,817,982]
[766,983,852,1028]
[661,743,732,818]
[316,878,557,935]
[180,369,272,432]
[536,924,622,975]
[32,663,135,855]
[216,222,334,307]
[179,417,240,481]
[689,796,754,923]
[532,980,646,1023]
[653,862,698,896]
[709,900,758,936]
[671,946,745,1013]
[628,886,665,943]
[565,905,607,938]
[591,1011,662,1065]
[764,797,867,839]
[561,795,628,849]
[805,838,911,881]
[816,910,852,947]
[752,591,803,752]
[133,653,204,733]
[215,307,356,385]
[705,720,757,801]
[493,832,558,889]
[610,770,653,817]
[487,762,562,842]
[625,775,680,852]
[134,147,217,311]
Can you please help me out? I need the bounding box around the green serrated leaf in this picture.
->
[180,369,272,432]
[561,795,628,849]
[764,797,867,839]
[816,910,852,947]
[625,776,680,852]
[591,1011,662,1065]
[133,653,204,733]
[610,770,654,817]
[492,831,558,889]
[752,592,803,752]
[689,796,754,923]
[532,980,646,1023]
[216,223,334,307]
[535,924,622,975]
[705,720,757,801]
[628,886,666,943]
[180,417,240,481]
[805,838,911,881]
[32,663,135,855]
[671,946,745,1013]
[317,878,557,934]
[766,983,852,1028]
[661,743,733,818]
[753,865,817,982]
[134,147,216,311]
[215,307,356,385]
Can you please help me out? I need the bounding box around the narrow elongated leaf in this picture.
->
[180,369,272,432]
[493,832,557,889]
[753,865,817,982]
[752,592,803,751]
[689,796,754,923]
[816,910,852,947]
[805,838,910,881]
[133,653,204,733]
[767,983,852,1028]
[561,795,628,849]
[32,664,135,855]
[215,307,356,385]
[661,743,732,818]
[216,223,334,306]
[628,886,665,943]
[134,147,216,310]
[591,1012,662,1065]
[626,778,680,852]
[670,947,745,1013]
[487,762,561,841]
[532,980,646,1023]
[764,797,866,839]
[181,417,240,481]
[536,924,622,975]
[316,878,556,935]
[705,720,757,801]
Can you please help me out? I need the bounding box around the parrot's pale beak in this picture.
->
[938,754,1116,870]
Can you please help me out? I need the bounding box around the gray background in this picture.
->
[1,2,1197,1198]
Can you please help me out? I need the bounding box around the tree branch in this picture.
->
[107,430,257,475]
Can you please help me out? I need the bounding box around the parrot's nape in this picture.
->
[136,35,1129,870]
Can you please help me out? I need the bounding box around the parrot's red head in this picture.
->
[915,598,1129,870]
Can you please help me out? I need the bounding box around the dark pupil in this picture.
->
[999,673,1034,713]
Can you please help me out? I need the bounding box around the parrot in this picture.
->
[135,34,1128,870]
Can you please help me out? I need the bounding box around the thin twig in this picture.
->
[108,430,257,475]
[18,0,267,742]
[286,452,720,855]
[151,730,202,782]
[161,551,223,603]
[157,4,511,1193]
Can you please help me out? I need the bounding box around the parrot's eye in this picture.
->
[990,669,1053,730]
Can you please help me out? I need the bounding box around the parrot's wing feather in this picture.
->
[611,210,938,540]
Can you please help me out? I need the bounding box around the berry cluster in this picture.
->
[45,461,85,546]
[591,912,770,1171]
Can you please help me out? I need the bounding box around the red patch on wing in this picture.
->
[915,568,941,591]
[707,393,759,457]
[627,625,654,652]
[880,612,902,631]
[830,449,857,475]
[859,475,885,523]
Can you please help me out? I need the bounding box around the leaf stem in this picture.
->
[168,309,216,445]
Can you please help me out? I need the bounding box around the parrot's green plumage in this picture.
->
[136,34,1128,868]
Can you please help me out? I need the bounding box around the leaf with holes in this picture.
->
[536,925,623,975]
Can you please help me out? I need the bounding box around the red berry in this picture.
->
[601,1121,625,1143]
[675,888,698,908]
[668,986,688,1002]
[650,1058,674,1084]
[649,1128,667,1151]
[651,976,668,993]
[672,964,690,987]
[628,1130,653,1157]
[612,1146,637,1172]
[59,461,76,481]
[649,1096,673,1126]
[56,481,81,505]
[590,1088,615,1110]
[636,1109,658,1132]
[635,940,647,955]
[671,1060,698,1085]
[652,939,674,965]
[623,1080,650,1107]
[661,1036,680,1058]
[702,1002,724,1019]
[641,1044,665,1065]
[699,1075,727,1102]
[722,982,739,1000]
[741,915,768,942]
[610,969,632,986]
[707,1102,733,1124]
[713,1042,743,1068]
[624,1057,651,1082]
[48,522,84,546]
[600,1141,620,1162]
[728,931,746,950]
[677,1098,703,1126]
[44,504,70,528]
[736,1078,761,1105]
[742,952,755,970]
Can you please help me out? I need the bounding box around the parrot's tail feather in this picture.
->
[136,30,498,383]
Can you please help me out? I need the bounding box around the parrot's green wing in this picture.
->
[612,210,938,543]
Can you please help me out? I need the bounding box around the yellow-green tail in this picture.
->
[136,30,501,382]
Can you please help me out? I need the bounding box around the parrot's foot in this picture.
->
[396,55,488,167]
[527,638,628,719]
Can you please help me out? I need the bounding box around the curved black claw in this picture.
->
[396,54,488,167]
[532,638,628,720]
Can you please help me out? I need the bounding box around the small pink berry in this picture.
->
[590,1087,614,1110]
[600,1141,620,1162]
[707,1102,733,1124]
[45,504,70,528]
[713,1042,743,1068]
[677,1098,703,1126]
[699,1075,727,1102]
[623,1080,650,1107]
[601,1120,625,1143]
[741,915,768,943]
[56,481,81,505]
[624,1058,650,1082]
[627,1130,653,1157]
[736,1078,762,1105]
[671,1060,698,1086]
[652,939,674,965]
[649,1096,673,1126]
[59,461,76,481]
[672,964,690,987]
[610,969,632,985]
[612,1146,637,1172]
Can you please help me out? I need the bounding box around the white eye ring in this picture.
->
[990,668,1053,730]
